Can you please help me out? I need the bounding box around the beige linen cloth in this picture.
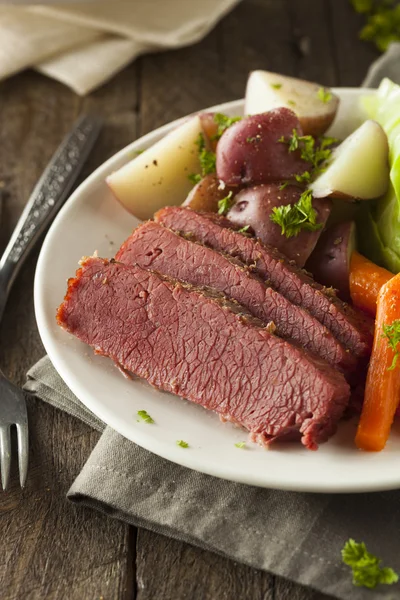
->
[0,0,240,94]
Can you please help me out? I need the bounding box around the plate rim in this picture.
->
[35,88,399,494]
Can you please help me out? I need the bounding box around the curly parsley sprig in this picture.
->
[218,191,234,215]
[342,539,398,589]
[188,132,217,184]
[279,130,338,173]
[213,113,242,139]
[270,189,322,238]
[382,319,400,370]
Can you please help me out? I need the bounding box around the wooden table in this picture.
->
[0,1,378,598]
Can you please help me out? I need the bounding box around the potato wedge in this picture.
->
[244,70,339,137]
[107,116,203,220]
[310,120,389,201]
[183,174,231,212]
[226,183,331,267]
[306,221,356,300]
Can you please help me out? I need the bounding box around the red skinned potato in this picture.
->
[216,108,311,186]
[199,113,219,151]
[305,221,356,301]
[183,174,231,212]
[245,71,339,137]
[226,184,331,267]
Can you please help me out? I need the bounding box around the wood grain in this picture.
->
[0,66,138,600]
[0,0,378,598]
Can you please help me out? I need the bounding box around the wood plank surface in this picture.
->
[0,1,382,599]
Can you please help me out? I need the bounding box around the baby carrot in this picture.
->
[355,272,400,451]
[349,251,392,316]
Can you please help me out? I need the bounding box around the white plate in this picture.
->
[35,89,400,493]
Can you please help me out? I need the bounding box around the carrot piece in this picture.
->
[349,251,392,316]
[355,272,400,451]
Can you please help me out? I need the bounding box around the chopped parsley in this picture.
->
[279,181,290,191]
[270,82,282,89]
[294,171,311,184]
[270,189,322,238]
[317,87,332,103]
[188,132,216,184]
[238,225,250,233]
[188,173,202,184]
[246,135,260,143]
[213,113,242,139]
[218,191,234,215]
[197,133,216,175]
[135,149,144,155]
[235,441,246,448]
[176,440,189,448]
[382,319,400,370]
[279,130,338,175]
[342,539,398,589]
[137,410,154,424]
[288,99,296,107]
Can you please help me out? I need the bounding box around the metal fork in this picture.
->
[0,115,102,490]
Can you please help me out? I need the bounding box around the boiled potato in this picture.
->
[107,116,203,220]
[245,70,339,137]
[216,109,310,186]
[310,120,389,201]
[226,183,331,267]
[183,174,231,212]
[199,112,219,151]
[306,221,356,300]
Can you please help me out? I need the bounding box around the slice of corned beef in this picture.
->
[154,206,373,359]
[57,257,350,450]
[116,221,356,374]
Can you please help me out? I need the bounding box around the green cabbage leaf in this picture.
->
[359,78,400,273]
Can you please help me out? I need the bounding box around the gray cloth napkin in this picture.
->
[24,46,400,600]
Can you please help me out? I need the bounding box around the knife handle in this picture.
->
[0,114,102,316]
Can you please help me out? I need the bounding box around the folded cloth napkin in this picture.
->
[24,356,400,600]
[23,46,400,600]
[0,0,240,95]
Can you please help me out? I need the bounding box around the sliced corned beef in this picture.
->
[57,257,350,450]
[154,206,373,359]
[116,221,356,373]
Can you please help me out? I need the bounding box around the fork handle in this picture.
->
[0,115,102,321]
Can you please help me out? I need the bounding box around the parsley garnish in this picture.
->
[295,171,311,184]
[270,83,282,89]
[135,149,144,155]
[270,189,322,238]
[188,133,216,184]
[137,410,155,424]
[246,135,260,143]
[279,181,290,191]
[351,0,400,52]
[238,225,250,233]
[176,440,189,448]
[288,99,296,107]
[218,191,234,215]
[317,87,332,103]
[279,130,337,175]
[188,173,202,184]
[196,133,216,175]
[235,441,246,448]
[342,539,398,589]
[213,113,242,139]
[382,320,400,370]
